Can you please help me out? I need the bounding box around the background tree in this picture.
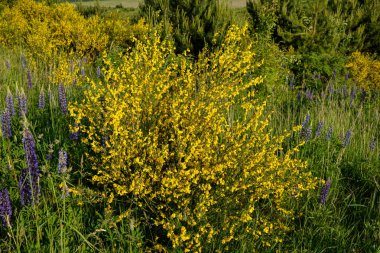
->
[139,0,232,56]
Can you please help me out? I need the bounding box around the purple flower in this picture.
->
[305,89,313,100]
[96,66,101,78]
[58,149,68,174]
[18,91,27,117]
[319,179,331,205]
[58,83,68,114]
[1,109,12,139]
[369,138,376,151]
[5,60,11,70]
[6,91,15,117]
[297,92,302,103]
[0,189,12,227]
[326,126,333,140]
[300,114,311,139]
[341,85,348,98]
[20,53,27,69]
[27,69,32,89]
[38,89,45,109]
[81,67,85,77]
[315,121,324,138]
[343,130,352,147]
[328,82,334,95]
[20,128,40,205]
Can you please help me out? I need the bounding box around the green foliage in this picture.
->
[139,0,233,56]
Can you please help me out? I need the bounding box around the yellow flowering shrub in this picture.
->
[0,0,148,62]
[346,51,380,91]
[70,25,318,251]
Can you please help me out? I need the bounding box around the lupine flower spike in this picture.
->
[58,83,68,114]
[58,149,68,174]
[1,109,12,139]
[38,88,45,109]
[18,90,27,117]
[0,189,12,227]
[319,179,331,205]
[343,130,352,148]
[27,69,32,89]
[6,89,15,117]
[19,128,40,206]
[315,121,324,138]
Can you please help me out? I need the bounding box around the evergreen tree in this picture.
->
[140,0,232,56]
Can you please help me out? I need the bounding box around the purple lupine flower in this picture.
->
[304,127,312,141]
[319,179,332,205]
[80,67,85,77]
[297,92,302,103]
[315,121,324,137]
[5,60,11,70]
[345,72,349,81]
[350,86,357,101]
[326,126,333,140]
[6,91,15,117]
[70,123,80,141]
[18,91,27,117]
[342,130,352,147]
[305,89,313,100]
[0,189,12,227]
[301,114,310,129]
[328,82,334,95]
[58,149,68,174]
[20,128,40,205]
[1,109,12,139]
[96,66,101,78]
[342,85,348,98]
[27,69,32,89]
[58,83,68,114]
[369,138,376,151]
[38,89,45,109]
[20,53,27,69]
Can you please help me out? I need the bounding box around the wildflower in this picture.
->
[18,91,27,117]
[345,72,349,81]
[305,89,313,100]
[81,67,85,77]
[304,127,312,141]
[0,189,12,227]
[60,182,70,198]
[27,69,32,89]
[300,114,311,139]
[328,82,334,95]
[19,128,40,206]
[301,114,310,130]
[326,126,333,140]
[58,149,68,174]
[297,92,301,103]
[58,83,68,114]
[341,85,347,98]
[96,66,101,78]
[6,90,15,117]
[342,130,352,147]
[289,73,294,89]
[350,87,356,106]
[319,179,331,205]
[38,89,45,109]
[315,121,324,137]
[5,60,11,69]
[1,109,12,139]
[369,138,376,151]
[20,53,27,68]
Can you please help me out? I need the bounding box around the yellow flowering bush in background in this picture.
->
[346,52,380,91]
[70,25,318,251]
[0,0,148,63]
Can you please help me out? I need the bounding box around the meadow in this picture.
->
[0,0,379,252]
